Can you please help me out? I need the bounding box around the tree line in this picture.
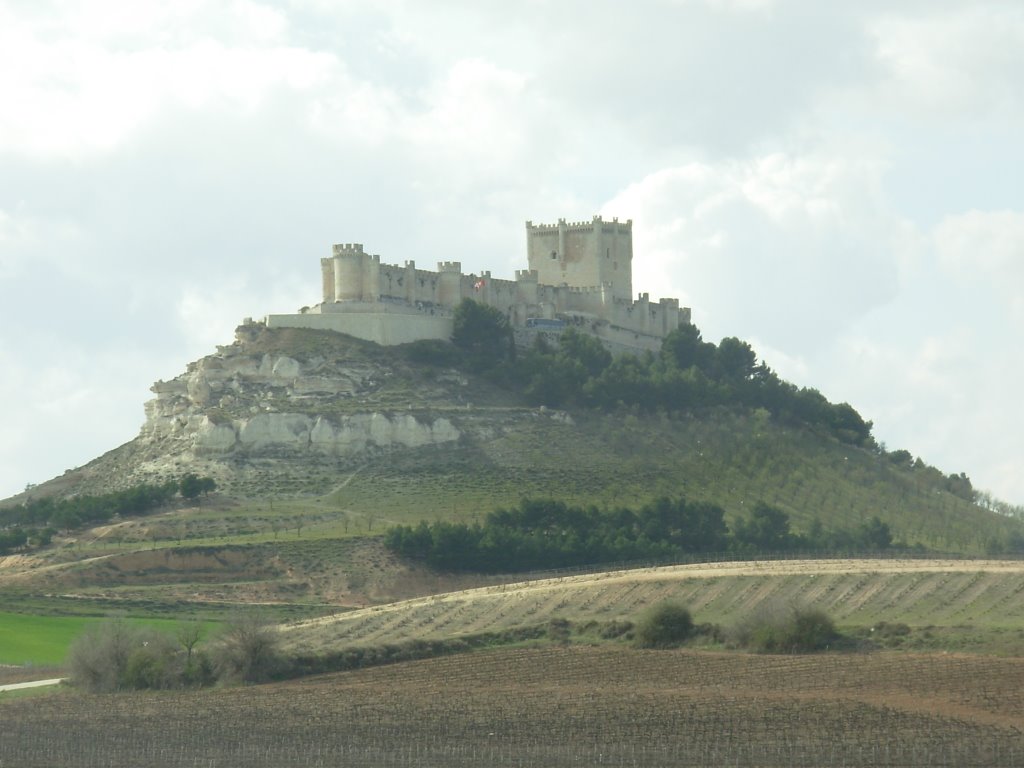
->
[0,474,216,555]
[384,496,896,573]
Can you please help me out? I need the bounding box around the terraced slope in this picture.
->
[282,558,1024,654]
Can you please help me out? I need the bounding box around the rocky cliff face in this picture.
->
[141,352,461,457]
[71,324,536,496]
[139,326,478,454]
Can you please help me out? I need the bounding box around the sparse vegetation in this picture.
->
[0,476,218,555]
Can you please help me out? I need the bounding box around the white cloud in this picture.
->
[0,1,337,157]
[871,6,1024,120]
[177,272,316,353]
[0,336,156,495]
[935,209,1024,276]
[935,209,1024,329]
[604,150,901,352]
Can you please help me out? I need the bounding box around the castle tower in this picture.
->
[321,257,335,302]
[437,261,463,307]
[515,268,539,305]
[525,216,633,300]
[324,244,382,302]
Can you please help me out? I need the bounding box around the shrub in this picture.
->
[634,602,694,648]
[123,629,180,690]
[547,617,572,645]
[67,618,138,692]
[732,606,838,653]
[599,619,634,639]
[213,614,287,684]
[68,618,213,691]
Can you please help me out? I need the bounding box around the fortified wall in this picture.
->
[266,216,690,354]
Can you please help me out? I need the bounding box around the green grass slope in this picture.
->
[327,407,1019,554]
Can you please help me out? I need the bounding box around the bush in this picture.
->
[213,614,287,684]
[68,617,215,692]
[122,629,181,690]
[67,618,139,692]
[732,606,838,653]
[634,602,694,648]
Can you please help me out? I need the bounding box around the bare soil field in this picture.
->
[3,645,1023,767]
[0,665,63,686]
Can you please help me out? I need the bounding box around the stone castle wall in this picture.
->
[272,217,689,353]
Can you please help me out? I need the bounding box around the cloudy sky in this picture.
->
[1,0,1022,505]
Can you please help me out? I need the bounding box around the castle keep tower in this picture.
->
[525,216,633,300]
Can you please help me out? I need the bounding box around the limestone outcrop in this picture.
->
[138,330,465,466]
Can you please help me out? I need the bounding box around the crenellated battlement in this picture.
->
[332,243,365,255]
[526,215,633,233]
[291,216,687,353]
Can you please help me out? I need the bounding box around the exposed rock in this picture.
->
[136,328,470,474]
[195,417,237,454]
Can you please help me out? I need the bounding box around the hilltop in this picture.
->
[7,320,1020,545]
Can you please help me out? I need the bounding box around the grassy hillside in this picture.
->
[2,326,1023,670]
[282,559,1024,658]
[326,407,1019,554]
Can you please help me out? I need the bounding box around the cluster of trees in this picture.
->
[444,299,873,447]
[442,300,996,508]
[632,600,839,653]
[0,526,52,555]
[385,496,896,573]
[0,474,216,555]
[68,613,284,692]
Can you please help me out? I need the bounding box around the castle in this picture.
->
[266,216,690,354]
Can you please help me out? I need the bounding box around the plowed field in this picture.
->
[3,645,1023,767]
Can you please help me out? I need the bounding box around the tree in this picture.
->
[661,323,716,373]
[67,617,140,692]
[558,327,612,378]
[733,502,796,551]
[634,602,694,648]
[715,337,758,382]
[213,614,285,683]
[176,619,204,664]
[886,449,914,468]
[180,474,216,502]
[859,516,893,550]
[179,473,203,501]
[451,298,515,369]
